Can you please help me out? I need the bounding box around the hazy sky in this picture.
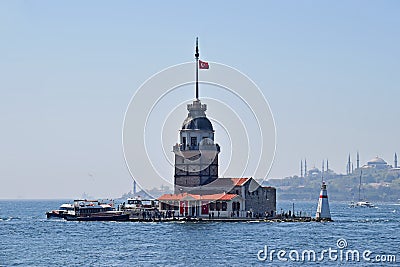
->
[1,1,399,199]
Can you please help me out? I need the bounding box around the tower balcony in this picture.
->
[173,143,220,153]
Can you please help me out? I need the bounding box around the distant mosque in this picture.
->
[299,152,399,177]
[347,152,398,173]
[299,158,331,178]
[364,156,391,170]
[157,39,276,218]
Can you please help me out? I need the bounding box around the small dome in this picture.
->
[182,117,214,131]
[367,156,387,165]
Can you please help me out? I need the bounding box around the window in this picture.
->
[216,201,221,211]
[222,202,227,211]
[191,137,197,147]
[210,202,215,211]
[232,202,240,211]
[182,137,186,147]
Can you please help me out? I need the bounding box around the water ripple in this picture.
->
[0,200,399,266]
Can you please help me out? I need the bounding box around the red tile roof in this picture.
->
[158,193,187,201]
[158,192,240,201]
[229,177,250,186]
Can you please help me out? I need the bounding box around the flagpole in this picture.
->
[195,37,199,100]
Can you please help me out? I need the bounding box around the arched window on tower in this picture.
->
[191,137,197,148]
[182,137,186,148]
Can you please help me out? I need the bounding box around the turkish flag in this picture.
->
[199,60,209,69]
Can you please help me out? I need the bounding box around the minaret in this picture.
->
[347,154,351,175]
[322,160,325,173]
[357,151,360,169]
[304,159,308,177]
[352,163,354,173]
[395,153,398,168]
[326,159,329,172]
[173,39,220,194]
[300,160,303,178]
[315,182,332,221]
[133,180,137,196]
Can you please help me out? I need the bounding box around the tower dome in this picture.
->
[181,99,214,132]
[182,117,214,131]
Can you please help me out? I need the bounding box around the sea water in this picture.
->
[0,200,399,266]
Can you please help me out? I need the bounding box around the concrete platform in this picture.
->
[128,216,316,223]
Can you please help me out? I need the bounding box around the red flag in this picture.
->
[199,60,209,69]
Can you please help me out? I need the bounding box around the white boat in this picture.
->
[46,199,128,221]
[349,200,374,208]
[64,199,129,221]
[349,170,374,208]
[356,201,374,208]
[120,198,159,219]
[46,203,75,219]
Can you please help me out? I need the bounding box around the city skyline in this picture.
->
[1,1,399,198]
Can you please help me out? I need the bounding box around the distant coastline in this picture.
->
[265,169,400,202]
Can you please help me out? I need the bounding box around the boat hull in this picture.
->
[46,211,70,219]
[65,213,129,222]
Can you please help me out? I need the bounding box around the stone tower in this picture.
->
[173,100,220,194]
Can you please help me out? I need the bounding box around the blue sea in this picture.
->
[0,200,399,266]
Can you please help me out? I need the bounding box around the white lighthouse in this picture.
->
[315,182,331,221]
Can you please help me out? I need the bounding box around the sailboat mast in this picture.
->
[359,170,362,201]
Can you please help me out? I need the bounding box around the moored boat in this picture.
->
[64,212,129,221]
[46,203,75,219]
[67,199,129,221]
[120,198,159,219]
[47,199,129,221]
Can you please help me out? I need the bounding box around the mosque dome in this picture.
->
[182,116,214,131]
[367,156,387,165]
